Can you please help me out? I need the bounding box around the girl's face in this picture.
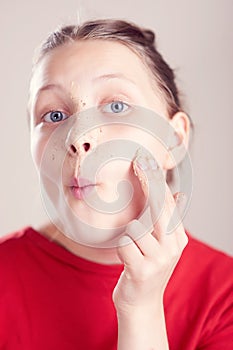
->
[29,39,181,245]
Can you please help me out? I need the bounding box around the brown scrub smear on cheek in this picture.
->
[37,104,193,248]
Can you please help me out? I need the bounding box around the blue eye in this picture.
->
[102,101,130,114]
[43,110,69,123]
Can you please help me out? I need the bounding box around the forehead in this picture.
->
[30,39,153,91]
[28,39,168,119]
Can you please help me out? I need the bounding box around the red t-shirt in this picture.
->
[0,227,232,349]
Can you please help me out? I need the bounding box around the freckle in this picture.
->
[52,154,55,160]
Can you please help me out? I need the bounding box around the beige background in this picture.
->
[0,0,232,255]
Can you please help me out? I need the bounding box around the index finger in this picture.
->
[133,153,176,239]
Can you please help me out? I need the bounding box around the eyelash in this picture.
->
[42,110,69,123]
[40,97,132,124]
[100,100,130,114]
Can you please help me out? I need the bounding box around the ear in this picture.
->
[164,111,190,170]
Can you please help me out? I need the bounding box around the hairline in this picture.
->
[30,37,171,118]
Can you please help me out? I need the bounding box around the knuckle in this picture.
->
[156,254,169,269]
[179,232,189,250]
[170,248,180,260]
[136,264,156,282]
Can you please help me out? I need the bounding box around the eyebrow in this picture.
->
[36,73,137,97]
[92,73,137,86]
[36,83,65,95]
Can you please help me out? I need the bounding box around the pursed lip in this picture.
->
[70,177,94,188]
[69,177,96,199]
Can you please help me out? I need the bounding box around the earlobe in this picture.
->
[164,111,190,170]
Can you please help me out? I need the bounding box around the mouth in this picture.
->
[69,177,96,200]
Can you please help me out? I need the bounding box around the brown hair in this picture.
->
[34,18,184,118]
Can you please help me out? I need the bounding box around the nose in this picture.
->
[65,117,99,157]
[69,141,91,155]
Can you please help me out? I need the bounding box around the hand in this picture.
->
[112,153,188,313]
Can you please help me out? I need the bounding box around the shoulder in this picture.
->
[184,232,233,273]
[174,232,233,290]
[167,231,233,310]
[0,227,31,250]
[0,227,35,270]
[176,232,233,316]
[166,233,233,348]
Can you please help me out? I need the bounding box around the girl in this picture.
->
[0,19,232,350]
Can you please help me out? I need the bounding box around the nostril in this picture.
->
[83,142,90,152]
[70,144,77,154]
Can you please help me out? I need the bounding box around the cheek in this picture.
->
[30,128,49,169]
[96,160,131,201]
[142,136,168,167]
[30,126,63,175]
[96,159,144,201]
[129,129,169,167]
[97,160,128,179]
[105,126,169,168]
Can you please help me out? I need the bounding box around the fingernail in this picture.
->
[148,158,158,170]
[118,235,132,246]
[135,156,148,170]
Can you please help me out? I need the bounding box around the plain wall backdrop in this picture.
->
[0,0,232,255]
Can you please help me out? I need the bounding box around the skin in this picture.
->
[29,39,190,349]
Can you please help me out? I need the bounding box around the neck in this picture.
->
[38,222,122,265]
